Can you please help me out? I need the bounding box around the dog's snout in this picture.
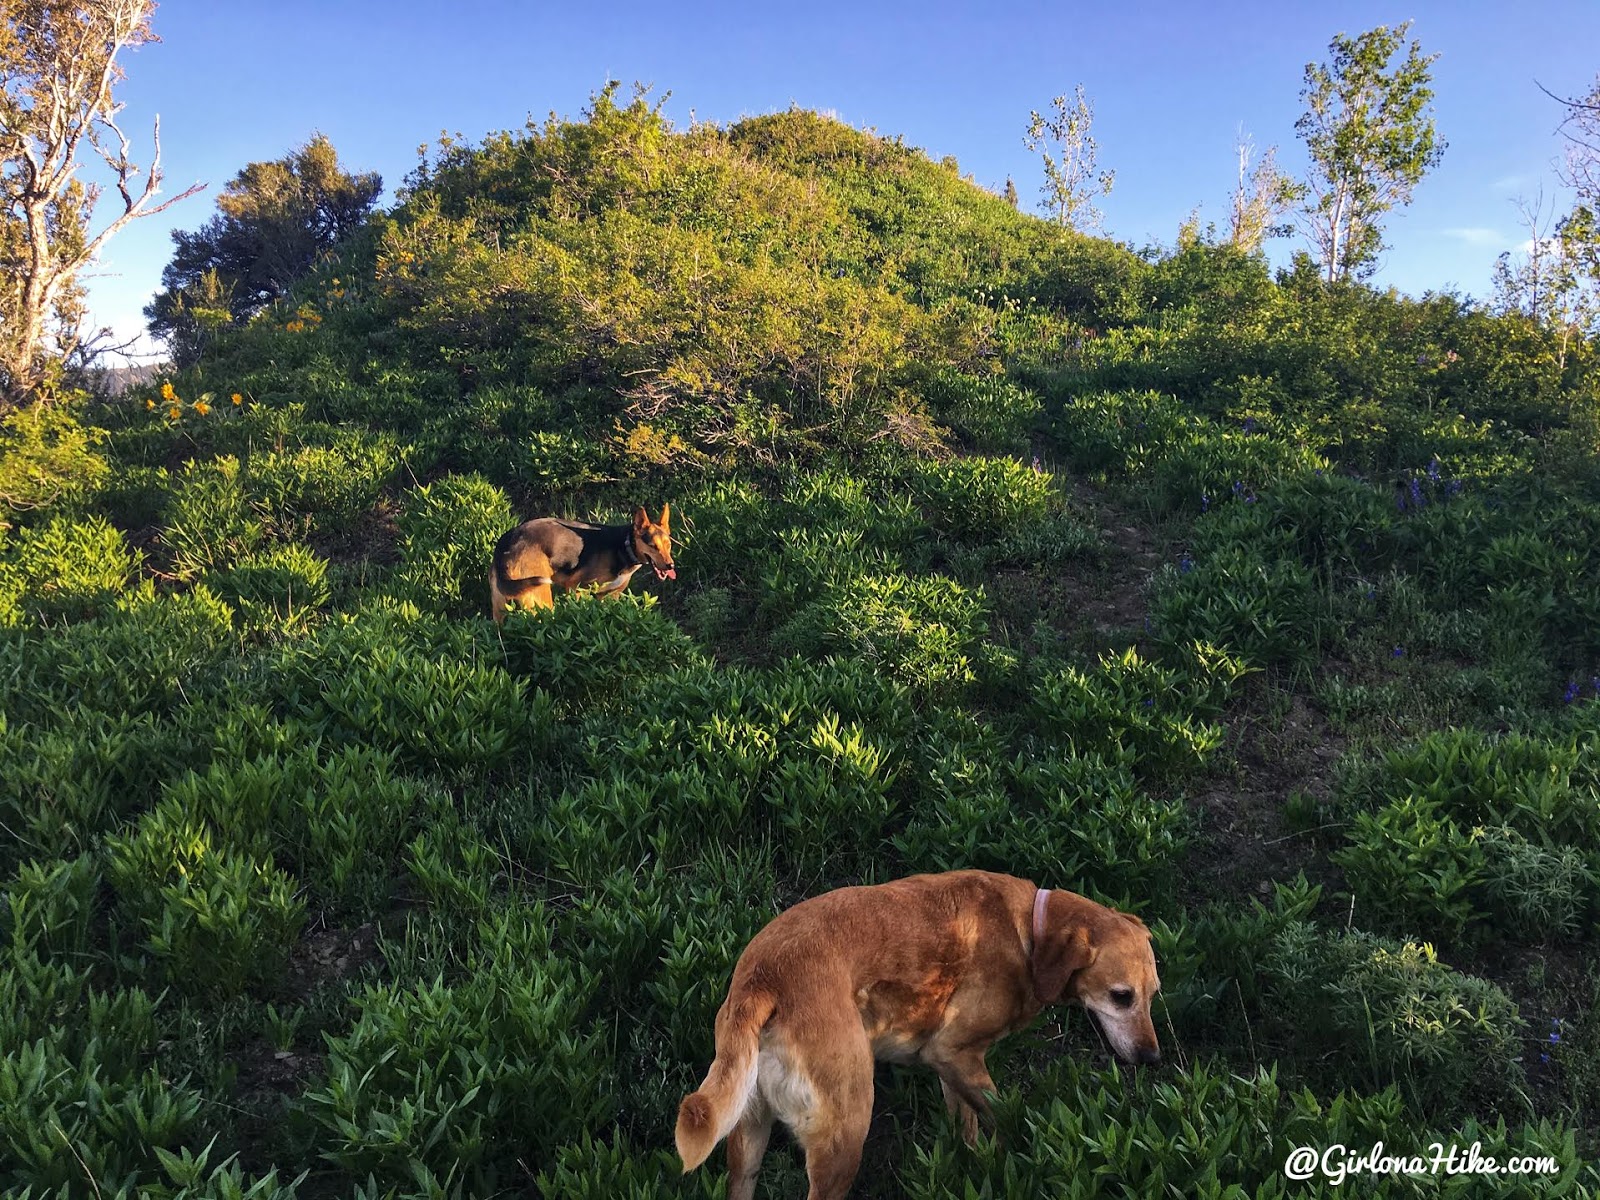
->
[1138,1045,1161,1066]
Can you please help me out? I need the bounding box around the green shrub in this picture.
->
[0,583,238,726]
[0,710,188,871]
[157,746,429,916]
[0,950,204,1196]
[391,473,513,616]
[1263,920,1525,1116]
[774,572,987,691]
[204,542,331,631]
[1152,545,1330,667]
[496,591,701,704]
[105,809,305,1000]
[896,741,1189,907]
[2,855,101,962]
[536,1135,726,1200]
[320,641,552,775]
[164,458,267,580]
[248,437,397,539]
[523,429,610,490]
[300,909,610,1192]
[2,514,138,621]
[1029,644,1245,776]
[924,370,1041,452]
[1334,729,1600,944]
[0,404,109,511]
[903,1058,1586,1199]
[898,454,1057,541]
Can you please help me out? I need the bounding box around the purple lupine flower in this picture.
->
[1365,588,1376,601]
[1409,477,1425,509]
[1591,676,1600,695]
[1032,455,1042,473]
[1179,555,1194,574]
[1447,479,1463,496]
[1233,480,1244,495]
[1392,646,1406,659]
[1201,493,1211,513]
[1243,417,1257,434]
[1563,681,1580,704]
[1427,457,1442,482]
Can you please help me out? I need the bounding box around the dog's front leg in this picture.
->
[925,1043,999,1147]
[937,1077,982,1146]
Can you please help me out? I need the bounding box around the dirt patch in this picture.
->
[286,921,381,999]
[1184,682,1350,908]
[986,475,1172,652]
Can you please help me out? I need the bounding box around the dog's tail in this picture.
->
[676,989,776,1173]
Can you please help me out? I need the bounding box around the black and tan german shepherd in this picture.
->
[489,505,676,624]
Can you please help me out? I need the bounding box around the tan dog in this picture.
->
[675,870,1161,1200]
[488,505,675,624]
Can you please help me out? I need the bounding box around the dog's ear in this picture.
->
[633,505,649,530]
[659,502,670,528]
[1033,896,1096,1005]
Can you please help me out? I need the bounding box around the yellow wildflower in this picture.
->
[145,398,155,410]
[167,406,182,420]
[194,400,211,416]
[160,381,176,402]
[231,392,243,406]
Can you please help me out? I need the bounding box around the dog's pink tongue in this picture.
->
[662,567,677,580]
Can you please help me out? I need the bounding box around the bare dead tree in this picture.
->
[1228,128,1302,253]
[0,0,204,410]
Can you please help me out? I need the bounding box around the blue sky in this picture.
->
[82,1,1600,358]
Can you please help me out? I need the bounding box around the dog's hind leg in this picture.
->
[726,1103,774,1200]
[795,1028,874,1200]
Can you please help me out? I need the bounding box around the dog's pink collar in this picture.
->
[1031,887,1051,953]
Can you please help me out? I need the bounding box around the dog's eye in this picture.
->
[1110,987,1135,1009]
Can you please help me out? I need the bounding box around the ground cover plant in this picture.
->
[2,89,1598,1197]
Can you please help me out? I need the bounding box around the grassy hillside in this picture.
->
[3,86,1600,1197]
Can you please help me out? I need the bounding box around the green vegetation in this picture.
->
[2,85,1599,1196]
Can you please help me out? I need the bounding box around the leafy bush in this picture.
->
[1029,644,1247,776]
[0,404,109,511]
[1334,728,1600,943]
[896,740,1189,907]
[1262,920,1525,1116]
[156,745,429,916]
[300,909,609,1191]
[247,436,397,540]
[163,458,267,580]
[204,542,331,631]
[1,514,138,621]
[391,473,512,616]
[497,591,701,704]
[774,572,987,691]
[923,370,1041,452]
[320,641,553,775]
[0,950,204,1194]
[105,808,305,999]
[0,710,186,871]
[0,583,237,727]
[898,454,1057,541]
